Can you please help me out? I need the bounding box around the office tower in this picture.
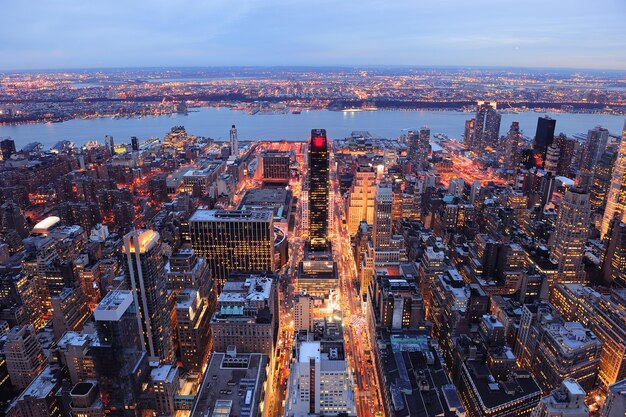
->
[602,222,626,287]
[554,134,577,176]
[503,121,523,170]
[12,366,63,417]
[175,289,211,372]
[191,350,268,417]
[104,135,114,154]
[550,284,626,390]
[261,150,291,182]
[165,248,212,296]
[590,150,617,211]
[463,118,476,149]
[601,379,626,417]
[373,184,393,250]
[56,332,97,385]
[580,126,609,173]
[474,101,501,150]
[532,321,601,393]
[93,290,149,416]
[230,124,238,155]
[293,294,316,331]
[543,144,560,174]
[347,165,376,234]
[4,325,46,390]
[131,136,139,152]
[0,138,16,160]
[601,120,626,238]
[149,365,179,416]
[534,116,557,166]
[210,273,277,356]
[0,200,29,239]
[285,341,357,417]
[189,209,275,287]
[308,129,330,250]
[123,230,175,362]
[530,379,588,417]
[550,187,591,284]
[51,287,90,341]
[408,126,430,171]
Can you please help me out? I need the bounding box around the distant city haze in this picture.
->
[1,0,625,70]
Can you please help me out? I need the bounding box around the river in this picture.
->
[0,107,624,149]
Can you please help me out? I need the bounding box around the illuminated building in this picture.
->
[407,126,430,171]
[92,290,148,416]
[176,289,212,372]
[347,165,376,235]
[530,379,588,417]
[474,101,501,151]
[210,273,277,356]
[591,150,617,211]
[131,136,139,152]
[189,209,275,287]
[503,122,523,170]
[543,144,560,175]
[534,116,556,166]
[105,135,114,155]
[190,349,267,417]
[515,301,561,371]
[230,124,239,156]
[464,118,476,148]
[149,365,179,416]
[550,283,626,390]
[50,287,89,341]
[4,325,46,390]
[297,259,338,298]
[308,129,329,251]
[555,134,577,177]
[368,273,424,329]
[56,332,97,385]
[69,381,105,417]
[0,138,16,160]
[261,150,291,182]
[550,187,591,284]
[12,366,63,417]
[165,248,212,296]
[123,230,175,362]
[373,184,393,250]
[285,341,356,417]
[602,221,626,287]
[579,126,609,173]
[601,379,626,417]
[600,120,626,238]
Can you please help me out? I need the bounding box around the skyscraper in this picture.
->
[580,126,609,173]
[602,221,626,288]
[93,290,149,416]
[503,121,523,170]
[407,126,430,171]
[4,325,46,390]
[474,101,501,150]
[530,379,589,417]
[550,187,591,284]
[123,230,175,362]
[105,135,114,155]
[189,209,275,287]
[230,124,238,156]
[601,120,626,238]
[308,129,329,251]
[373,184,393,250]
[534,116,557,167]
[347,165,376,234]
[0,138,16,160]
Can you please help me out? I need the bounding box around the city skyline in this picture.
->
[1,0,625,71]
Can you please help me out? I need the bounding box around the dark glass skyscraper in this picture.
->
[533,116,556,166]
[308,129,329,251]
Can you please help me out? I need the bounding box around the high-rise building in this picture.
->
[407,126,430,171]
[308,129,330,251]
[580,126,609,173]
[230,124,239,156]
[123,230,175,362]
[503,121,523,170]
[602,221,626,287]
[131,136,139,152]
[555,134,577,177]
[530,379,588,417]
[175,289,212,372]
[550,187,591,284]
[0,138,16,160]
[261,150,291,182]
[601,120,626,238]
[549,284,626,390]
[92,290,149,416]
[51,287,90,341]
[165,247,212,296]
[601,379,626,417]
[373,184,393,250]
[189,209,275,287]
[464,118,476,149]
[285,341,357,417]
[104,135,114,155]
[12,366,63,417]
[474,101,501,150]
[591,150,618,211]
[4,325,46,390]
[210,273,277,356]
[347,165,376,234]
[534,116,557,166]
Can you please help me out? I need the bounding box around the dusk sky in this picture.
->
[1,0,625,71]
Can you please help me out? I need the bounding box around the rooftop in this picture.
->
[190,209,273,223]
[94,290,133,321]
